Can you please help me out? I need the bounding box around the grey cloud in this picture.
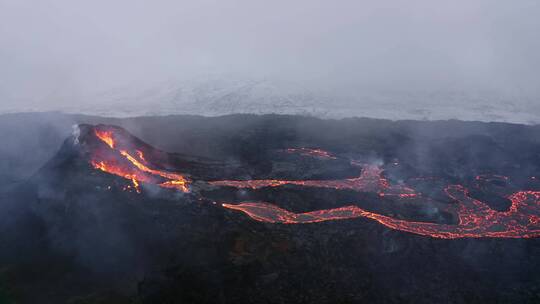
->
[1,0,539,110]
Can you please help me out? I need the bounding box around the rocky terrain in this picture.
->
[1,112,540,303]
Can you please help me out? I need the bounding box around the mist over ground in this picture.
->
[1,0,539,123]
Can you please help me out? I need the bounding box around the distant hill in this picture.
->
[2,77,539,124]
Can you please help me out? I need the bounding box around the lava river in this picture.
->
[87,125,540,239]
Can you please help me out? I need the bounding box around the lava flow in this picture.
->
[90,126,190,192]
[210,165,418,198]
[86,125,540,239]
[222,186,540,238]
[214,158,540,238]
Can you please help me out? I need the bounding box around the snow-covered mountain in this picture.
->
[4,76,539,124]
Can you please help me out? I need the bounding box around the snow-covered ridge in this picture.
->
[2,77,539,125]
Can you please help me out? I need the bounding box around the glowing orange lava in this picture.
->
[90,127,190,192]
[212,159,540,238]
[222,187,540,239]
[86,125,540,239]
[210,165,417,198]
[136,150,146,162]
[95,130,115,148]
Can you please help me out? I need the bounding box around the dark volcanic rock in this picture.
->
[0,113,539,303]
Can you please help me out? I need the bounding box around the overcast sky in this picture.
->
[1,0,539,109]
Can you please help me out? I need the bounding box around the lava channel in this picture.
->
[210,164,418,198]
[222,186,540,239]
[90,127,190,192]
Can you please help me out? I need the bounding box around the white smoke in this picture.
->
[71,124,80,145]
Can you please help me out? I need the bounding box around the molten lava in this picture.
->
[210,165,417,198]
[86,125,540,239]
[90,127,190,192]
[95,130,115,149]
[222,187,540,238]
